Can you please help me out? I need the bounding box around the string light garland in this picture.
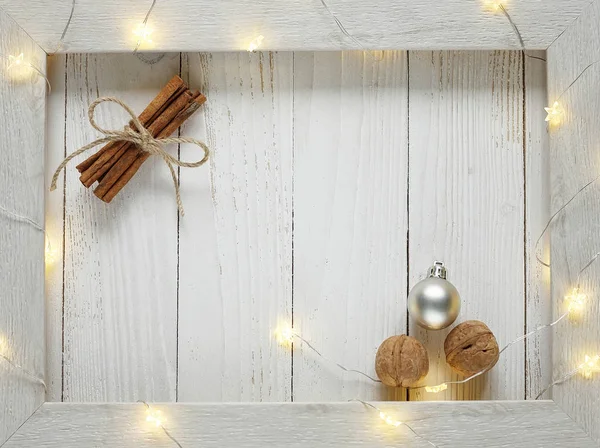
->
[0,347,46,391]
[276,325,382,383]
[0,52,51,92]
[0,0,597,442]
[247,35,265,52]
[134,24,154,48]
[134,0,158,52]
[351,400,439,447]
[541,58,600,130]
[275,245,600,395]
[536,355,600,399]
[497,4,525,49]
[53,0,76,53]
[535,174,600,267]
[544,101,563,126]
[141,402,183,447]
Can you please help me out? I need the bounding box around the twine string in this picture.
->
[49,97,210,216]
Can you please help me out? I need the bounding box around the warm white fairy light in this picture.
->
[45,237,57,267]
[379,411,402,427]
[579,355,600,379]
[134,24,153,46]
[483,0,503,12]
[275,324,294,346]
[425,383,448,394]
[7,53,24,70]
[565,287,586,317]
[146,408,164,428]
[247,35,264,52]
[0,335,9,358]
[545,101,563,126]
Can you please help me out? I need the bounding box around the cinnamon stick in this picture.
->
[76,75,187,178]
[97,92,207,203]
[92,90,198,200]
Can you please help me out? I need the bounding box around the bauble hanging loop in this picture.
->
[408,261,461,330]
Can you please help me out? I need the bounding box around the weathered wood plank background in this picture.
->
[0,7,46,445]
[45,50,550,403]
[5,401,597,448]
[548,0,600,441]
[0,0,595,52]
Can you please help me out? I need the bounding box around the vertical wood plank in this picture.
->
[44,54,66,401]
[176,52,293,401]
[293,51,409,401]
[61,54,180,402]
[548,0,600,441]
[524,50,552,400]
[0,9,46,444]
[408,51,525,401]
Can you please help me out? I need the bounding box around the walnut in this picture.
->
[444,320,499,377]
[375,335,429,387]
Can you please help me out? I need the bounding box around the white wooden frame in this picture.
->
[1,0,599,446]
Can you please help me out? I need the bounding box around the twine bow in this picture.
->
[50,96,210,216]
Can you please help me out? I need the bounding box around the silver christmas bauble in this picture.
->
[408,261,461,330]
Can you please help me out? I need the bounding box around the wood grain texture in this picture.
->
[44,51,550,405]
[524,50,552,400]
[44,54,66,402]
[5,401,597,447]
[292,51,408,401]
[408,51,525,401]
[0,8,46,445]
[0,0,594,52]
[58,54,182,402]
[176,52,293,401]
[547,0,600,442]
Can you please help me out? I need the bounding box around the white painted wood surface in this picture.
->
[292,51,408,402]
[0,8,46,445]
[5,401,596,447]
[45,51,549,403]
[0,0,594,52]
[408,51,525,400]
[548,0,600,442]
[49,54,183,402]
[44,54,66,402]
[177,52,293,401]
[524,50,552,399]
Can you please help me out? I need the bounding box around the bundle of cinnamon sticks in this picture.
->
[76,75,206,203]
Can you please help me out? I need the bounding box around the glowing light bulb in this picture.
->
[483,0,503,12]
[146,409,163,427]
[425,383,448,393]
[45,238,57,266]
[247,35,264,52]
[275,325,294,346]
[379,411,402,427]
[0,335,8,357]
[545,101,562,126]
[565,288,586,317]
[7,53,24,70]
[134,24,153,46]
[579,355,600,379]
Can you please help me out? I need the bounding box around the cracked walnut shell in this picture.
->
[444,320,500,377]
[375,335,429,387]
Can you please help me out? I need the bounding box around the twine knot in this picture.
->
[50,96,210,216]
